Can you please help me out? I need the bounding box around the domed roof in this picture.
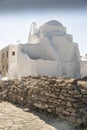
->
[44,20,63,26]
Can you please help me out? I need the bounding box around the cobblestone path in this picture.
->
[0,102,76,130]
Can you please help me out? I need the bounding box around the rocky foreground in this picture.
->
[0,101,77,130]
[0,76,87,129]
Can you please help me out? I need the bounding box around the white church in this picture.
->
[0,20,83,79]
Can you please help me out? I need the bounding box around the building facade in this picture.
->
[0,20,81,79]
[22,20,81,78]
[0,45,18,78]
[80,54,87,77]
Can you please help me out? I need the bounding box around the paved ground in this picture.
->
[0,102,76,130]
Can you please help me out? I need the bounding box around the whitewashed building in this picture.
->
[81,54,87,77]
[0,20,81,79]
[0,45,18,79]
[20,20,81,79]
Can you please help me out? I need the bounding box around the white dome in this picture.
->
[44,20,63,26]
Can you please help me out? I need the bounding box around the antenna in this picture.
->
[17,40,20,44]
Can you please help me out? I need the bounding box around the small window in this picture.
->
[6,65,8,72]
[12,51,15,56]
[6,51,8,57]
[2,66,4,70]
[2,53,4,58]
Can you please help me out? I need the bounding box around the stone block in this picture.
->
[61,101,66,106]
[47,108,52,112]
[81,90,87,95]
[32,94,47,102]
[63,110,70,116]
[71,112,77,117]
[76,119,83,125]
[59,95,65,100]
[44,104,49,108]
[56,107,64,113]
[33,103,44,109]
[73,102,84,108]
[65,108,76,113]
[66,101,73,107]
[73,94,82,98]
[67,97,79,102]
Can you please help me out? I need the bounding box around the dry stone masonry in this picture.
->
[0,76,87,127]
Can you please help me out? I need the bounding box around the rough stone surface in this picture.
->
[0,102,54,130]
[0,76,87,128]
[0,102,77,130]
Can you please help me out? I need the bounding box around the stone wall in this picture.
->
[0,76,87,127]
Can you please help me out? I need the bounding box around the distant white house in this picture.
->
[0,45,18,79]
[81,54,87,77]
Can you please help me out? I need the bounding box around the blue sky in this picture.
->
[0,0,87,55]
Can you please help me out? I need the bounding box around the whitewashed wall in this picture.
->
[17,45,62,78]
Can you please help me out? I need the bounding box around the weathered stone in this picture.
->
[73,94,82,98]
[66,108,76,113]
[56,107,64,113]
[49,93,58,98]
[76,119,83,125]
[66,79,77,84]
[78,81,87,86]
[49,80,56,85]
[81,90,87,95]
[47,108,52,112]
[33,103,44,109]
[45,92,49,96]
[49,105,54,108]
[68,90,80,95]
[59,95,65,100]
[53,100,60,105]
[44,104,49,108]
[73,102,84,108]
[61,89,67,93]
[32,94,47,102]
[66,101,73,107]
[63,111,70,116]
[63,93,69,97]
[83,95,87,98]
[67,97,79,102]
[71,112,77,117]
[61,101,66,106]
[56,79,65,84]
[83,118,87,126]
